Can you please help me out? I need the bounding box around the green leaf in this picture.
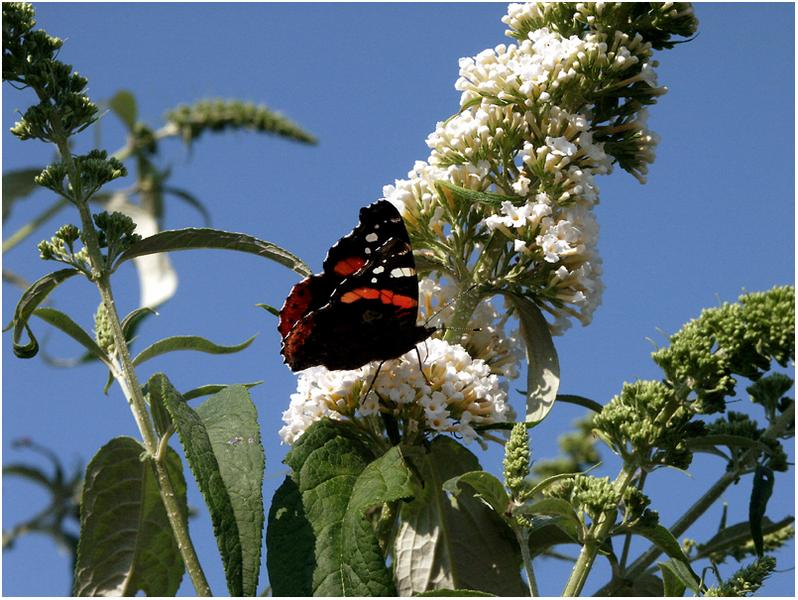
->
[11,268,82,358]
[196,385,265,596]
[555,394,604,413]
[3,464,53,490]
[32,307,110,366]
[73,437,186,596]
[256,303,280,318]
[659,558,700,596]
[121,306,157,341]
[153,374,245,595]
[631,524,701,585]
[285,421,416,595]
[686,434,773,456]
[163,186,212,226]
[395,437,526,596]
[131,333,256,366]
[2,167,44,219]
[519,497,581,531]
[693,516,794,561]
[434,180,521,209]
[266,477,315,597]
[526,467,597,499]
[506,294,560,424]
[749,465,775,557]
[526,519,580,555]
[182,381,263,402]
[145,374,176,439]
[443,470,509,516]
[416,590,495,597]
[108,90,138,130]
[115,227,312,277]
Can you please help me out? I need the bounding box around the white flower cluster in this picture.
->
[417,278,524,378]
[383,2,665,334]
[279,338,511,445]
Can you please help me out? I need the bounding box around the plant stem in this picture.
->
[51,130,212,596]
[562,465,637,596]
[515,526,540,596]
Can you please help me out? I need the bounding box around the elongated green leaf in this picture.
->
[196,385,265,596]
[11,268,82,358]
[556,394,603,413]
[526,467,598,499]
[150,373,243,595]
[693,516,794,561]
[631,524,701,584]
[32,307,110,366]
[115,227,311,277]
[443,471,509,516]
[285,419,413,596]
[73,437,186,596]
[256,303,280,318]
[434,180,521,209]
[182,381,263,401]
[2,167,43,219]
[659,558,700,596]
[749,465,775,557]
[519,497,580,531]
[3,464,53,489]
[108,90,138,130]
[395,437,526,596]
[266,477,315,597]
[506,294,560,424]
[526,519,580,555]
[163,186,212,226]
[131,333,256,366]
[121,306,157,341]
[686,434,773,455]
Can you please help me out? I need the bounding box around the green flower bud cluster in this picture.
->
[37,224,89,270]
[505,3,699,51]
[747,373,793,423]
[592,380,704,468]
[706,412,788,472]
[503,423,530,498]
[544,474,620,525]
[93,211,141,265]
[3,3,98,143]
[93,303,115,356]
[165,99,317,146]
[35,151,126,203]
[621,485,659,528]
[653,286,795,414]
[704,556,776,597]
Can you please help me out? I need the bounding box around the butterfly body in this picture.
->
[278,200,434,371]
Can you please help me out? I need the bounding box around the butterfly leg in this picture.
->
[414,345,432,387]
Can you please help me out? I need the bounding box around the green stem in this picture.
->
[515,526,540,596]
[562,465,637,596]
[50,126,212,596]
[3,198,70,253]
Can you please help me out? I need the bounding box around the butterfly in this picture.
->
[278,200,435,371]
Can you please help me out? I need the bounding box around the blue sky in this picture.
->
[2,3,794,596]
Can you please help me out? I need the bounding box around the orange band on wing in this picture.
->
[340,287,417,309]
[340,287,380,303]
[333,257,367,276]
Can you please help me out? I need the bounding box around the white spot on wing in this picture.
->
[390,267,415,278]
[373,266,385,275]
[365,233,378,243]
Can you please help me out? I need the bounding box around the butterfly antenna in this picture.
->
[361,360,386,402]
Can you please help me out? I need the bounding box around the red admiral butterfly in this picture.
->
[278,200,435,371]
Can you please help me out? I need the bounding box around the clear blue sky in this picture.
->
[2,3,794,596]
